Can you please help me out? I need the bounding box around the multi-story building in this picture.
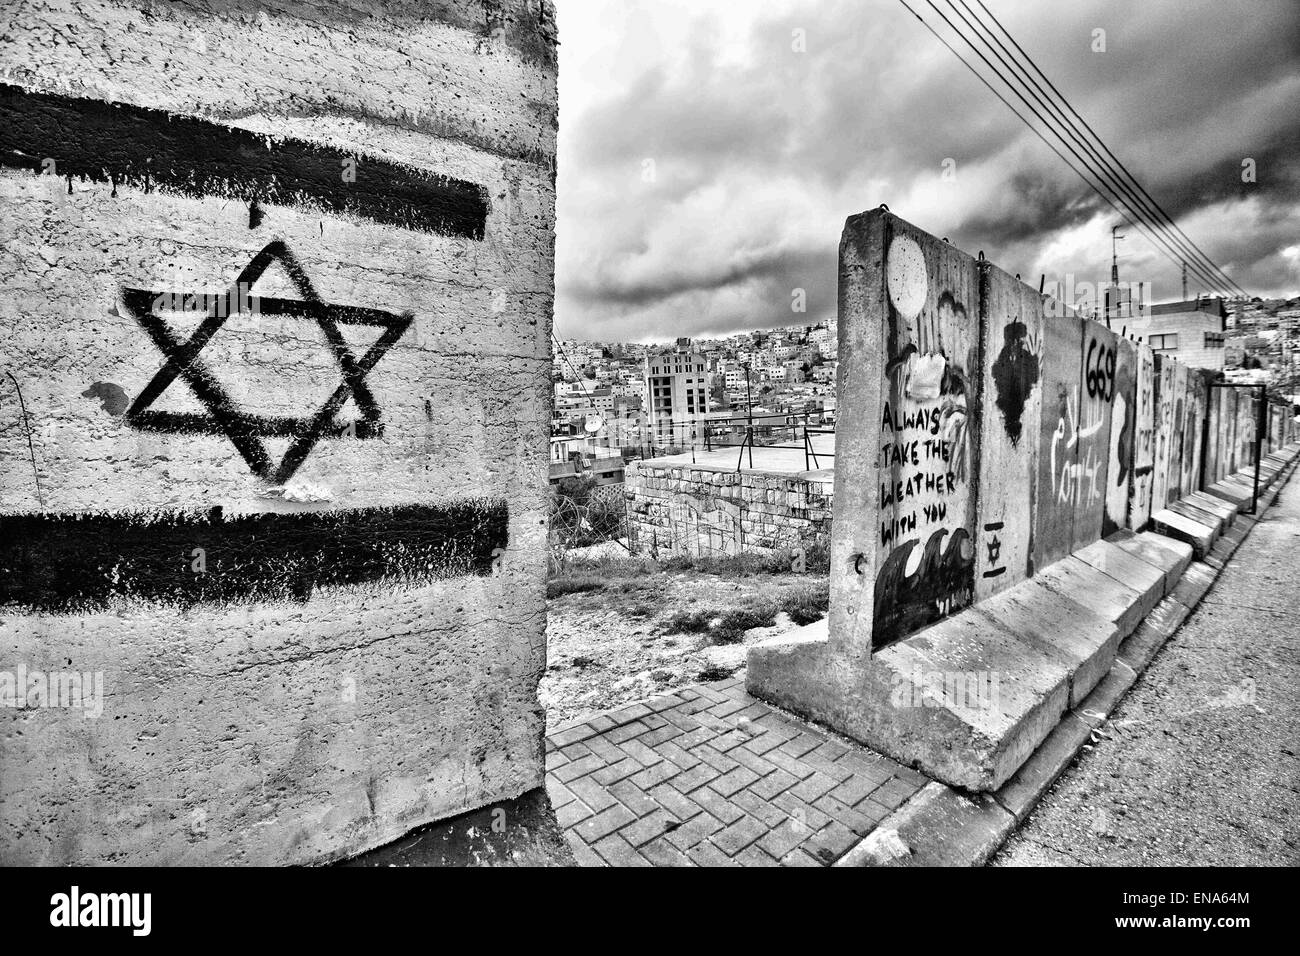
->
[644,341,711,444]
[1124,297,1228,370]
[771,340,795,360]
[1225,335,1268,368]
[724,366,750,391]
[808,324,836,359]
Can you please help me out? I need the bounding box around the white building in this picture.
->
[1125,297,1228,370]
[808,325,836,358]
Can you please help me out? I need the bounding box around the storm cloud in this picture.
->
[553,0,1300,341]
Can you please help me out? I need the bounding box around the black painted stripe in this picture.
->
[0,502,508,613]
[0,83,487,238]
[124,410,386,440]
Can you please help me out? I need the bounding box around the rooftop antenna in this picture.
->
[1109,224,1125,322]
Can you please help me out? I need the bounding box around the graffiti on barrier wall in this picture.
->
[873,234,975,643]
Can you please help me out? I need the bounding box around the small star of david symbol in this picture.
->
[986,534,1002,565]
[121,240,413,484]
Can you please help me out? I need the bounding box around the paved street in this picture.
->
[545,677,929,866]
[994,473,1300,866]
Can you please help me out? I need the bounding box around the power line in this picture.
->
[898,0,1220,298]
[902,0,1243,300]
[551,332,596,404]
[916,0,1229,297]
[966,0,1247,298]
[943,0,1238,297]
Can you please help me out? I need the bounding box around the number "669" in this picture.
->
[1086,338,1116,401]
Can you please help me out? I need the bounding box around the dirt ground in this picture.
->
[540,553,828,730]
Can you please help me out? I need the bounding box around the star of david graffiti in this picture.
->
[121,240,413,484]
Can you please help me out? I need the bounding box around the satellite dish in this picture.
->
[585,417,604,434]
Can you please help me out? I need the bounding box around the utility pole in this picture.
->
[741,360,754,469]
[1109,225,1125,323]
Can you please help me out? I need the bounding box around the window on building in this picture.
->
[1148,333,1179,350]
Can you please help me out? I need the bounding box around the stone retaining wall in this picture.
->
[624,462,833,559]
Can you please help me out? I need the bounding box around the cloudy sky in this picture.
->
[552,0,1300,343]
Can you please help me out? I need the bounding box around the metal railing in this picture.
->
[701,409,836,472]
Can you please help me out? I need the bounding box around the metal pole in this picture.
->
[1252,385,1265,513]
[803,410,810,472]
[1198,382,1211,493]
[742,361,754,469]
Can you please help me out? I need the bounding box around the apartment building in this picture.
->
[644,341,711,443]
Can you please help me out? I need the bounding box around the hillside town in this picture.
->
[550,322,839,486]
[551,295,1300,489]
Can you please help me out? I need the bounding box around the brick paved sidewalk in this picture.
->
[545,676,930,866]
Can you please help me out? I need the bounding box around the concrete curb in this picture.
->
[836,451,1299,867]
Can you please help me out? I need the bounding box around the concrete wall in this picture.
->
[0,0,557,864]
[1202,384,1293,487]
[1103,336,1137,537]
[830,219,982,650]
[829,210,1290,654]
[624,462,833,559]
[975,274,1043,601]
[1129,341,1157,530]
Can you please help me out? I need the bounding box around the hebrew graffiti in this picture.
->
[1050,386,1105,509]
[1128,344,1156,528]
[122,240,413,484]
[1032,316,1111,566]
[1151,358,1177,508]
